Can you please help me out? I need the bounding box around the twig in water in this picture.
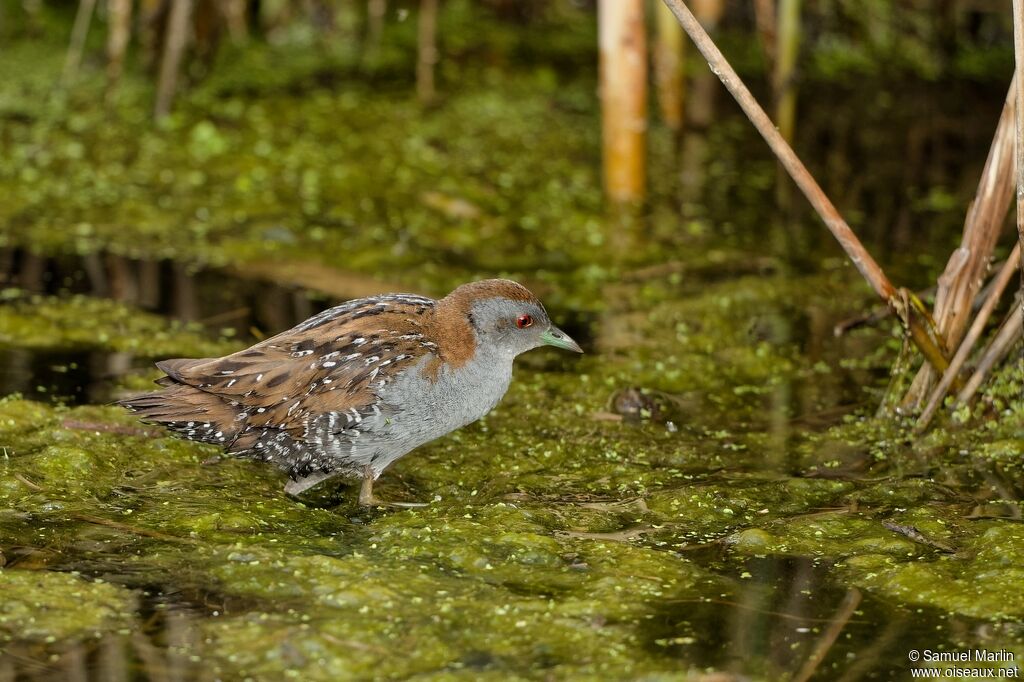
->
[13,473,43,492]
[881,521,955,553]
[556,526,667,542]
[832,275,1009,335]
[834,301,902,337]
[792,587,862,682]
[72,514,196,545]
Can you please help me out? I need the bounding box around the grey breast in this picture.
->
[350,346,515,477]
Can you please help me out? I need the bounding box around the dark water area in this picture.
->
[643,555,1014,681]
[0,348,102,404]
[0,246,330,404]
[0,246,333,332]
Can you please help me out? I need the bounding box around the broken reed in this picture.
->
[661,0,1022,426]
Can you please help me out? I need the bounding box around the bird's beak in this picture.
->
[540,325,583,353]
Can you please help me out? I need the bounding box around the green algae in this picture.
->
[847,523,1024,621]
[0,396,746,677]
[0,292,238,358]
[0,569,136,643]
[0,322,1021,677]
[0,41,612,310]
[197,514,726,678]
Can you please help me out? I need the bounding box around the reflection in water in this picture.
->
[0,349,108,404]
[1,247,333,330]
[0,247,338,404]
[1,609,209,682]
[640,554,1014,680]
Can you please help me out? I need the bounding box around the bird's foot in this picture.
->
[358,495,429,509]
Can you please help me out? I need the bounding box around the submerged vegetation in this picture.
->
[0,0,1021,679]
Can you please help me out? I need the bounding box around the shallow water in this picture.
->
[1,6,1023,679]
[2,248,1020,679]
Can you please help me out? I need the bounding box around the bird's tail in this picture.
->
[117,384,243,446]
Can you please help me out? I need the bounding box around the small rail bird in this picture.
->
[119,279,582,506]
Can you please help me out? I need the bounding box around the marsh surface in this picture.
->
[1,4,1022,680]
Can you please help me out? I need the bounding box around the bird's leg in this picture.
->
[358,465,428,508]
[358,466,379,506]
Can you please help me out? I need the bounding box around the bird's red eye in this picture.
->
[516,314,533,329]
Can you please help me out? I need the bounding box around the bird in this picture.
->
[118,279,583,506]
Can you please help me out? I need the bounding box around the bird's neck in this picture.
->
[429,295,478,369]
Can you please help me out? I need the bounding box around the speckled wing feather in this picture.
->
[155,295,437,449]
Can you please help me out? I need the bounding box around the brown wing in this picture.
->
[156,295,437,442]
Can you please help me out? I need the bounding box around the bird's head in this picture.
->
[443,279,583,358]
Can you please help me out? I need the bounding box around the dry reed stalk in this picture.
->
[1015,0,1024,333]
[660,0,948,373]
[752,0,776,69]
[222,0,249,42]
[903,78,1017,409]
[916,242,1021,430]
[154,0,193,119]
[367,0,387,53]
[956,304,1023,406]
[600,0,648,202]
[416,0,438,104]
[137,0,163,71]
[62,0,98,84]
[835,259,1009,335]
[654,0,685,133]
[773,0,800,143]
[106,0,133,95]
